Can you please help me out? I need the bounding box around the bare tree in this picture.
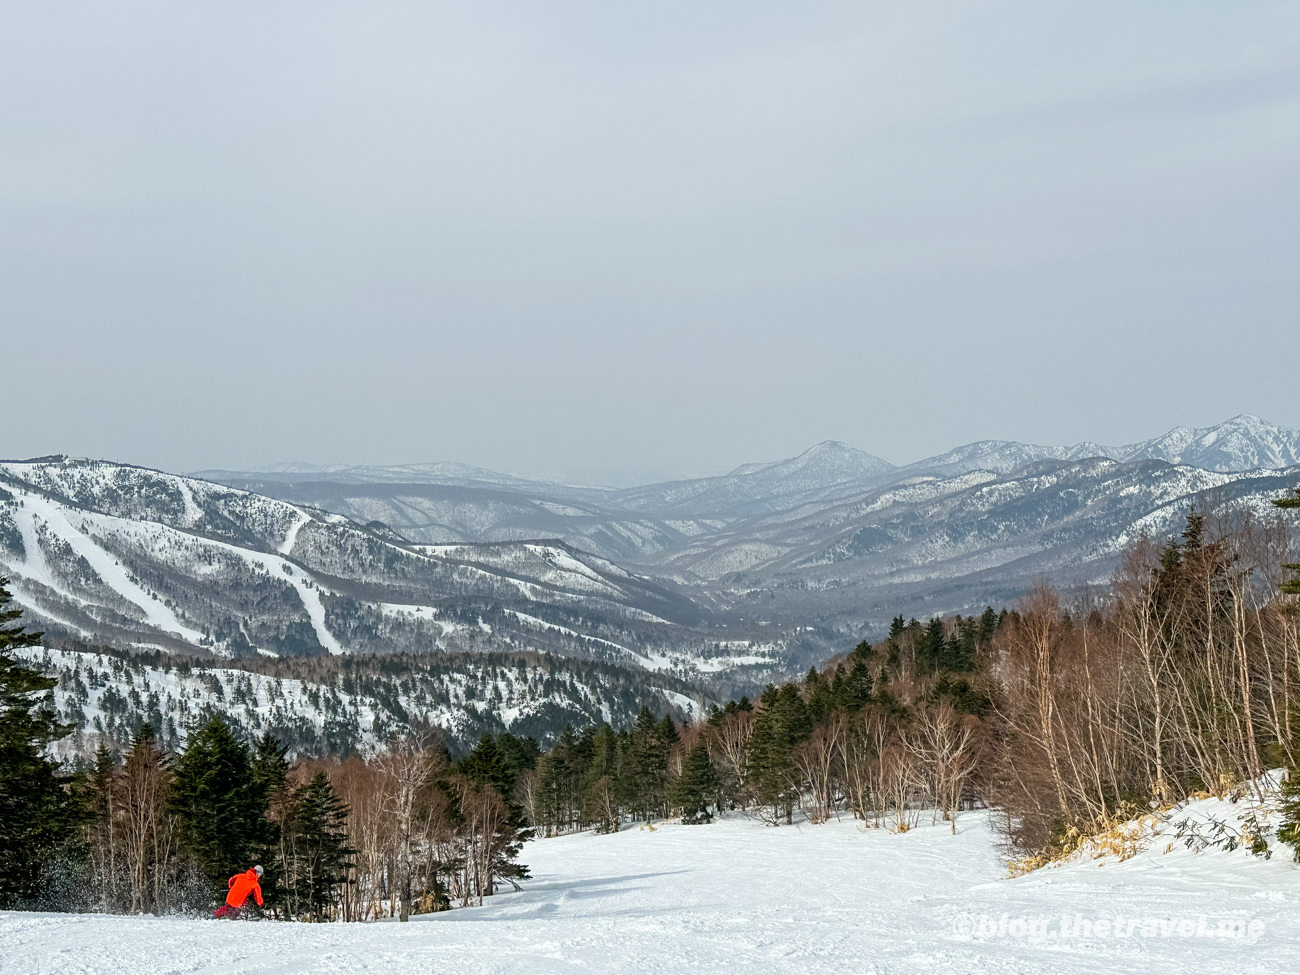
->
[375,728,446,921]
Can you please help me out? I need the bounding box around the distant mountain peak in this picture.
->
[1118,415,1300,471]
[901,415,1300,479]
[732,441,894,479]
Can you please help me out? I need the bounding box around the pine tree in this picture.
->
[920,617,945,674]
[671,741,717,824]
[1278,774,1300,861]
[291,771,352,922]
[977,607,999,648]
[805,667,834,724]
[581,723,622,832]
[1273,488,1300,594]
[249,732,289,911]
[460,731,538,832]
[837,653,874,712]
[0,578,76,905]
[748,684,811,824]
[1276,715,1300,861]
[171,716,268,892]
[622,706,671,821]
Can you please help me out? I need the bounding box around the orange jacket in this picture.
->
[226,869,264,909]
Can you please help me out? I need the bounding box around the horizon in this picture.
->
[7,411,1292,489]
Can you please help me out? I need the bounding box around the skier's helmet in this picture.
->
[254,865,264,877]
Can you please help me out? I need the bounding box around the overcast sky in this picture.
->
[3,2,1298,483]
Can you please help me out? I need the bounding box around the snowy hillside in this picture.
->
[900,413,1300,478]
[19,646,704,756]
[3,799,1296,973]
[608,440,897,517]
[648,457,1300,637]
[0,458,740,670]
[1120,413,1300,471]
[6,416,1299,680]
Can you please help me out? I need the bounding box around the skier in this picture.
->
[213,865,264,919]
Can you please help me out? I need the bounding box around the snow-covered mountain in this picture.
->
[6,415,1299,684]
[1116,414,1300,471]
[653,458,1300,637]
[194,459,609,496]
[0,458,789,680]
[898,414,1300,479]
[607,441,896,517]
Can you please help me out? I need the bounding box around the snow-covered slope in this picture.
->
[900,414,1300,478]
[665,458,1300,635]
[1119,414,1300,471]
[609,441,896,517]
[21,646,703,756]
[3,800,1295,973]
[0,459,732,671]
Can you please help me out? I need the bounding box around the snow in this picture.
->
[3,798,1297,974]
[10,491,207,644]
[691,654,777,672]
[277,509,311,555]
[279,564,344,655]
[509,610,637,657]
[657,689,698,717]
[174,477,203,526]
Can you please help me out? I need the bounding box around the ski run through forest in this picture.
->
[2,497,1300,972]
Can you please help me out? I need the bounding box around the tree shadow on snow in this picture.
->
[435,870,691,923]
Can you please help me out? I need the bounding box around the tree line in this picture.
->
[514,498,1300,865]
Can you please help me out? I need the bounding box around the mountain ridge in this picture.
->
[7,416,1298,693]
[192,415,1300,494]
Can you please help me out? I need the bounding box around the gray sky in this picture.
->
[4,1,1299,482]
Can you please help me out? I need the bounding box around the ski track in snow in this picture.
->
[278,509,310,556]
[241,553,343,656]
[12,493,206,643]
[3,808,1297,974]
[5,489,342,655]
[173,476,203,526]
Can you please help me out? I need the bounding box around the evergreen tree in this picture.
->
[0,579,76,905]
[919,617,945,674]
[1273,488,1300,594]
[291,771,352,922]
[977,607,999,647]
[748,684,811,824]
[537,744,571,834]
[671,741,717,824]
[171,716,268,891]
[622,706,671,821]
[581,723,622,833]
[460,731,539,832]
[1278,772,1300,861]
[837,653,874,712]
[656,715,680,757]
[804,667,834,724]
[249,732,289,910]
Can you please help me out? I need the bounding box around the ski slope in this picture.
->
[2,801,1296,974]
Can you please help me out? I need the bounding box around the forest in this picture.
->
[3,491,1300,918]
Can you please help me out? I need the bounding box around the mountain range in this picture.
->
[4,416,1298,710]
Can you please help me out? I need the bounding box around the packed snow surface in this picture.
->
[3,800,1296,974]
